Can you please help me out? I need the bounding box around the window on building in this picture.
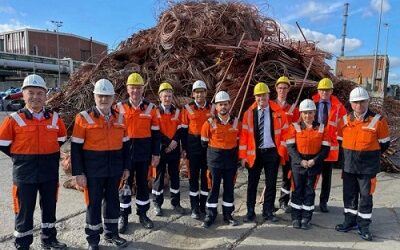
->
[81,49,91,62]
[33,45,39,55]
[0,38,4,51]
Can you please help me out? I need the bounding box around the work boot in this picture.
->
[243,207,256,223]
[139,214,154,229]
[280,203,291,214]
[41,239,67,250]
[335,222,358,232]
[292,220,301,229]
[118,215,128,234]
[154,204,163,216]
[88,244,99,250]
[301,219,311,230]
[173,204,186,215]
[319,202,329,213]
[191,208,201,220]
[358,227,373,241]
[262,212,279,223]
[223,214,239,226]
[105,234,129,248]
[202,215,214,228]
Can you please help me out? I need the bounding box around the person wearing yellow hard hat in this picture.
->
[311,78,347,213]
[272,76,300,214]
[239,82,289,223]
[181,80,213,219]
[152,82,187,217]
[116,72,161,232]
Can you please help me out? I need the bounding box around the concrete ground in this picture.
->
[0,111,400,249]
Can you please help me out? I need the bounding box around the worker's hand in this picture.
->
[165,140,178,153]
[241,159,249,169]
[181,150,187,159]
[151,155,160,166]
[121,169,130,181]
[76,175,87,188]
[307,159,315,168]
[300,160,309,168]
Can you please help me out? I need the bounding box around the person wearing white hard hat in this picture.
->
[285,99,330,230]
[71,79,130,249]
[200,91,240,228]
[0,74,68,250]
[335,87,390,241]
[181,80,214,219]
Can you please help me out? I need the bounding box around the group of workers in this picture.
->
[0,72,390,250]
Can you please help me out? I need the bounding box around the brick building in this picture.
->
[0,28,107,63]
[336,55,389,98]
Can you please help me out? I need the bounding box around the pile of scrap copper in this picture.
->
[46,1,399,171]
[48,1,339,129]
[370,97,400,172]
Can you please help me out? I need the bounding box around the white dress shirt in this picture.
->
[258,106,275,149]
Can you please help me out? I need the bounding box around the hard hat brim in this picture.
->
[350,97,369,102]
[93,91,115,95]
[22,85,48,91]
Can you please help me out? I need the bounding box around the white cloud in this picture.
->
[283,1,342,23]
[281,23,362,55]
[0,6,16,14]
[389,72,400,84]
[0,19,29,32]
[389,56,400,68]
[370,0,391,13]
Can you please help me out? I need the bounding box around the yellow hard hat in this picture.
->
[253,82,270,95]
[317,78,333,90]
[275,76,290,86]
[126,73,144,86]
[158,82,173,93]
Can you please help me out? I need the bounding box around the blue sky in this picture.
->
[1,0,399,84]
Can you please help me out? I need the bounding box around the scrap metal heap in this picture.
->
[48,1,399,172]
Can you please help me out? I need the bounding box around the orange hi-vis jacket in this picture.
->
[271,99,300,162]
[286,122,330,155]
[0,108,67,183]
[71,107,131,178]
[181,101,213,154]
[239,101,289,167]
[157,104,183,158]
[201,116,241,150]
[201,115,241,169]
[337,110,390,175]
[312,94,347,162]
[116,99,161,161]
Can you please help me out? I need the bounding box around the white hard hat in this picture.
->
[22,74,47,91]
[299,99,316,112]
[93,79,115,95]
[192,80,207,91]
[349,87,369,102]
[215,91,230,103]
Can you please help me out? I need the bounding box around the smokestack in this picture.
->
[341,3,349,57]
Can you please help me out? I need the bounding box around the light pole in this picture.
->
[371,0,383,92]
[51,20,63,88]
[384,23,389,56]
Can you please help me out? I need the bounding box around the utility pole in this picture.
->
[51,20,63,88]
[371,0,383,92]
[340,3,349,57]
